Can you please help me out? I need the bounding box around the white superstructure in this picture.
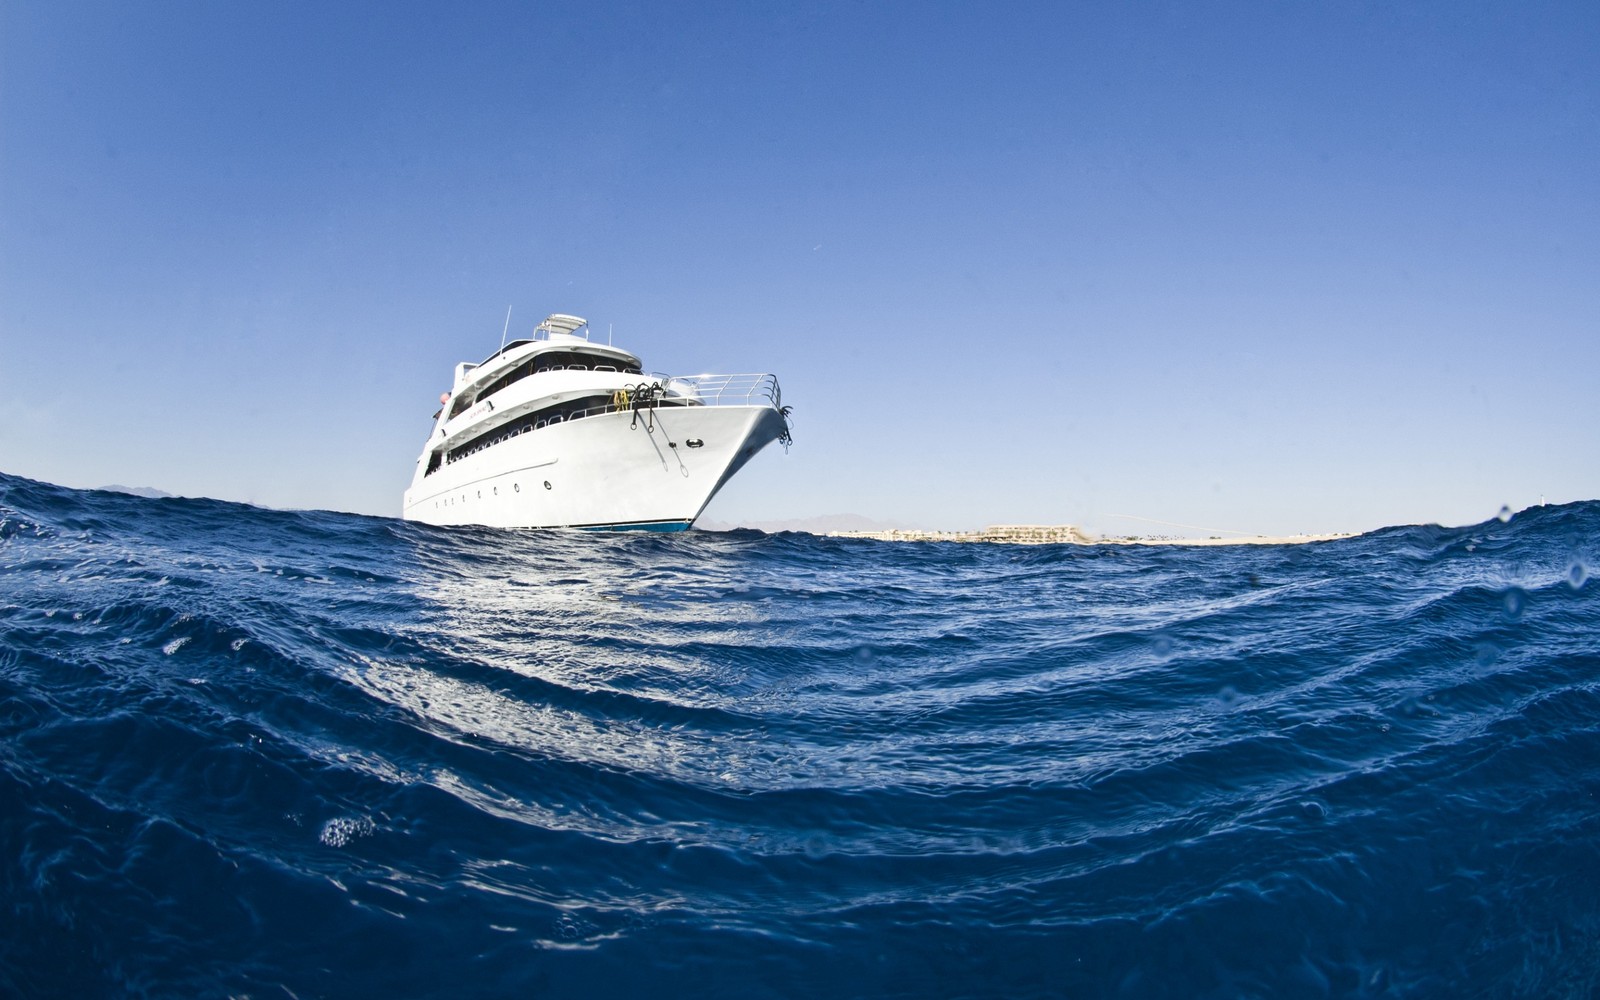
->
[402,313,790,531]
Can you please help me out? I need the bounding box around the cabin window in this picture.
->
[476,351,642,403]
[443,392,619,464]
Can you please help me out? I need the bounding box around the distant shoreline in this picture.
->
[825,524,1353,546]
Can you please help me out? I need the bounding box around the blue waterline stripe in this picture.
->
[574,519,693,532]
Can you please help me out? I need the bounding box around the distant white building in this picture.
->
[828,524,1091,545]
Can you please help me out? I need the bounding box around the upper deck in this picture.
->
[442,314,644,420]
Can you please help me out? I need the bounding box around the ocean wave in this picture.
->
[2,471,1597,997]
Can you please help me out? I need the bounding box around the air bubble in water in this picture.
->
[319,816,375,848]
[1501,589,1525,620]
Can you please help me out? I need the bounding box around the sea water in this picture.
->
[2,471,1597,998]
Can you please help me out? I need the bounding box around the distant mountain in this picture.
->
[99,485,174,499]
[697,513,910,535]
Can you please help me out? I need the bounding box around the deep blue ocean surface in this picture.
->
[2,471,1598,998]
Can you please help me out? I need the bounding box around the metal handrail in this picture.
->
[646,372,782,409]
[559,374,781,423]
[438,373,782,469]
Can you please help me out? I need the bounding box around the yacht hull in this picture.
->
[401,403,785,530]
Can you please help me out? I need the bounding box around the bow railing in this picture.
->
[650,373,782,409]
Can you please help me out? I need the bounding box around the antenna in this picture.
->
[499,305,513,350]
[608,323,613,346]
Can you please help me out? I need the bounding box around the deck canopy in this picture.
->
[537,314,588,337]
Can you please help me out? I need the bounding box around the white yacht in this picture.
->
[401,313,790,531]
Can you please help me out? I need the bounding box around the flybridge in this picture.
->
[473,313,596,372]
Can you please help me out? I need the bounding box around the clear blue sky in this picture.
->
[3,1,1596,536]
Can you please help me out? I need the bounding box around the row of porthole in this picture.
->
[433,480,554,509]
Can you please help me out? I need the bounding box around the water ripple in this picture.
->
[2,472,1598,997]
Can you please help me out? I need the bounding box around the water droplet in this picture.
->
[1301,800,1328,821]
[1497,505,1513,523]
[1569,562,1589,590]
[1151,634,1175,658]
